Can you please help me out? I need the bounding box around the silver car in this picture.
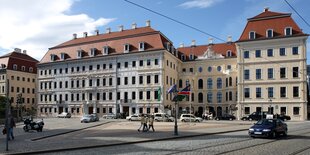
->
[126,114,142,121]
[102,113,116,119]
[81,114,97,123]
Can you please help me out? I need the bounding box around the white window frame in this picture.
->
[226,50,232,57]
[139,42,145,51]
[124,44,130,53]
[21,66,26,71]
[29,67,33,73]
[61,53,66,60]
[77,50,82,59]
[266,29,273,38]
[50,54,56,61]
[103,46,109,55]
[181,55,185,61]
[285,27,292,36]
[13,64,18,70]
[249,31,256,39]
[189,54,194,60]
[90,48,96,57]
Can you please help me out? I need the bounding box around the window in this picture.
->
[61,53,66,60]
[181,55,185,61]
[293,107,299,115]
[139,76,143,84]
[198,93,203,103]
[139,60,143,67]
[267,49,273,57]
[189,54,194,60]
[198,67,203,72]
[198,79,203,89]
[109,63,113,69]
[102,78,106,86]
[29,67,33,72]
[139,91,143,100]
[147,59,151,66]
[244,69,250,80]
[292,47,298,55]
[207,78,212,89]
[244,88,250,98]
[217,78,222,89]
[132,92,136,100]
[280,48,286,56]
[103,64,106,69]
[244,51,249,58]
[117,77,121,85]
[280,68,286,78]
[89,65,93,71]
[123,62,128,68]
[245,107,250,115]
[109,78,113,86]
[226,50,232,57]
[293,67,299,78]
[117,92,120,100]
[138,42,145,51]
[109,92,112,100]
[255,50,261,57]
[207,92,212,103]
[179,79,183,88]
[132,76,136,85]
[293,86,299,97]
[285,27,292,36]
[256,69,262,79]
[103,46,109,55]
[117,63,121,69]
[97,64,100,70]
[256,87,261,98]
[182,68,186,72]
[280,87,286,98]
[154,59,158,65]
[132,61,136,68]
[124,77,128,85]
[268,87,274,98]
[155,75,159,84]
[77,50,82,58]
[268,68,273,79]
[89,79,92,87]
[217,66,221,72]
[208,66,212,72]
[249,31,256,39]
[147,75,151,84]
[146,91,150,100]
[266,29,273,38]
[21,66,26,71]
[189,68,193,72]
[124,44,130,53]
[13,64,17,70]
[217,92,222,103]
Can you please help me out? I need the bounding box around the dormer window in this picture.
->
[60,53,66,60]
[103,46,109,55]
[181,55,185,61]
[249,31,256,39]
[21,66,26,71]
[13,64,17,70]
[175,49,178,57]
[266,29,273,38]
[77,50,83,59]
[29,67,33,73]
[1,64,6,69]
[50,54,56,61]
[124,44,130,53]
[285,27,292,36]
[189,54,194,60]
[90,48,96,57]
[166,42,171,51]
[226,50,232,57]
[139,42,145,51]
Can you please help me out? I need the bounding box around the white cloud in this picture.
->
[179,0,224,9]
[0,0,115,61]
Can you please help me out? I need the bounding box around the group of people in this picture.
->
[138,115,155,132]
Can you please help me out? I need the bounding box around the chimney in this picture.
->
[146,20,151,27]
[179,43,184,48]
[22,50,27,54]
[83,32,88,38]
[227,35,232,43]
[132,22,137,29]
[95,30,99,35]
[264,7,269,12]
[119,25,124,31]
[106,27,111,34]
[72,33,77,39]
[208,38,214,45]
[191,40,196,47]
[14,48,21,53]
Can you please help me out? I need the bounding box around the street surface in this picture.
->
[0,118,310,155]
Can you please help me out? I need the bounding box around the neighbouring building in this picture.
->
[236,8,308,121]
[0,48,38,116]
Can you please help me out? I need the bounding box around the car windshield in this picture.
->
[256,119,275,125]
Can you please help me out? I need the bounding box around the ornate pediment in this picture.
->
[197,46,224,60]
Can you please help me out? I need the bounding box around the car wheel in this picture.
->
[249,118,253,121]
[195,120,199,122]
[229,118,233,121]
[181,119,185,122]
[216,118,219,121]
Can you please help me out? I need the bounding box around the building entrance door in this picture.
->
[89,107,93,114]
[123,106,129,116]
[58,107,63,114]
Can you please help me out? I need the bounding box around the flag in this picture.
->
[172,94,186,102]
[167,84,177,94]
[157,87,161,101]
[177,85,190,96]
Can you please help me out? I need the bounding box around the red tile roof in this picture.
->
[238,9,307,42]
[177,43,236,61]
[0,52,38,74]
[40,27,172,63]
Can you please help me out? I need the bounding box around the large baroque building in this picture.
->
[37,9,308,120]
[0,49,38,115]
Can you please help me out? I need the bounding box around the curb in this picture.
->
[7,128,249,155]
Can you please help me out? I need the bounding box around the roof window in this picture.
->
[103,46,109,55]
[60,53,66,60]
[226,50,232,57]
[50,54,56,61]
[266,29,273,38]
[90,48,96,57]
[124,44,130,53]
[139,42,145,51]
[249,31,256,40]
[285,27,292,36]
[77,49,83,59]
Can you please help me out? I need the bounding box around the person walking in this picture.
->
[5,114,16,140]
[143,115,149,132]
[148,115,155,132]
[138,115,145,132]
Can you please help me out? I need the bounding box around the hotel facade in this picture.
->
[37,9,308,120]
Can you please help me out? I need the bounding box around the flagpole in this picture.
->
[174,90,178,136]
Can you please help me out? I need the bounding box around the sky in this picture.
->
[0,0,309,63]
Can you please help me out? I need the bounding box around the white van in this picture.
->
[154,113,174,122]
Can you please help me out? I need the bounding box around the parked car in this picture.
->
[80,114,97,123]
[102,113,116,119]
[154,113,174,122]
[241,112,268,121]
[180,114,203,122]
[126,114,142,121]
[248,119,288,138]
[90,113,99,121]
[274,114,291,121]
[214,114,236,121]
[57,112,71,118]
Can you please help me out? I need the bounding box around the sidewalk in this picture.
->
[0,119,253,155]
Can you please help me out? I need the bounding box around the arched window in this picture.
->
[179,79,183,88]
[207,92,213,103]
[217,78,222,89]
[198,79,203,89]
[217,92,222,103]
[198,93,203,103]
[229,77,232,86]
[208,66,212,72]
[207,78,213,89]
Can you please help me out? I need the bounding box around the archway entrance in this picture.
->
[217,107,222,117]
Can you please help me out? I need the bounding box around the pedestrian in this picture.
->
[5,114,16,140]
[138,115,145,132]
[148,115,155,132]
[143,115,149,132]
